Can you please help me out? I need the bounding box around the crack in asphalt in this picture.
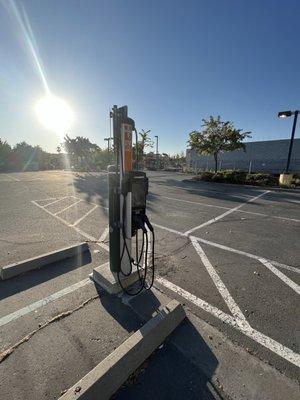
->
[0,294,99,364]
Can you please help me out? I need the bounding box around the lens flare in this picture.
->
[35,95,74,134]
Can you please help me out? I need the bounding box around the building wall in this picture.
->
[186,139,300,173]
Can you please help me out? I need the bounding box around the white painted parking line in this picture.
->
[151,223,300,276]
[31,200,109,252]
[9,175,20,182]
[191,238,248,324]
[152,194,300,222]
[191,235,300,275]
[0,278,91,328]
[71,196,108,210]
[184,190,270,235]
[258,259,300,295]
[155,194,267,216]
[99,226,109,242]
[153,183,254,199]
[3,174,20,182]
[72,204,98,227]
[274,216,300,223]
[156,277,237,325]
[156,277,300,368]
[43,196,69,207]
[151,194,231,210]
[152,222,187,237]
[54,199,83,216]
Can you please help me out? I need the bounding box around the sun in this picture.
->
[35,94,74,134]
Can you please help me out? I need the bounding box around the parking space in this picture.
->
[0,170,299,391]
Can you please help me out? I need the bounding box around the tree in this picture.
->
[139,129,153,156]
[132,129,153,169]
[63,135,99,170]
[188,116,251,172]
[11,141,36,171]
[0,139,11,171]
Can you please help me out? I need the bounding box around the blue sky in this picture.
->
[0,0,299,155]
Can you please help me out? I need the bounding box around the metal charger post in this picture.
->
[92,105,155,295]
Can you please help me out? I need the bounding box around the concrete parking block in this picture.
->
[0,242,89,280]
[59,299,185,400]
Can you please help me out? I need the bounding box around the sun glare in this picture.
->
[35,95,74,134]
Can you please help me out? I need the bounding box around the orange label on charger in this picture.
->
[122,124,132,172]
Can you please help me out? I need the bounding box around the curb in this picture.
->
[0,242,89,280]
[182,178,300,193]
[59,299,186,400]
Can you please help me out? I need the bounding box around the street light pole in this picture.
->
[285,110,298,173]
[104,137,111,151]
[155,135,158,170]
[277,110,299,174]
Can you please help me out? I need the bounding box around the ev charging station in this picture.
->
[92,105,155,295]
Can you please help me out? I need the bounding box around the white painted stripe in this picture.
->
[184,190,270,235]
[150,223,300,275]
[99,226,109,242]
[9,175,20,182]
[156,277,300,368]
[274,216,300,223]
[191,235,300,275]
[156,183,261,199]
[152,195,231,210]
[72,204,98,227]
[72,196,108,210]
[272,261,300,274]
[54,199,82,215]
[152,222,187,237]
[0,278,91,328]
[156,276,237,325]
[33,197,57,203]
[258,259,300,295]
[151,193,299,222]
[31,201,109,252]
[3,174,20,182]
[191,238,247,323]
[150,194,279,218]
[44,196,69,207]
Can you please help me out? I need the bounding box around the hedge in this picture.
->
[192,170,278,186]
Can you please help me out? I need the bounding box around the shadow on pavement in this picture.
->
[0,250,92,301]
[71,173,108,214]
[94,284,161,333]
[92,282,219,399]
[153,177,300,205]
[113,318,220,400]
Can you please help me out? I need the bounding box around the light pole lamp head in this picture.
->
[278,111,293,118]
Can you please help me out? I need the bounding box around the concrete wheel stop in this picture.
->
[0,242,89,280]
[59,299,186,400]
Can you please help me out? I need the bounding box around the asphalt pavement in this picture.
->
[0,170,299,399]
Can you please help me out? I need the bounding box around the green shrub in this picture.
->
[197,171,214,181]
[245,173,277,186]
[222,170,247,184]
[194,170,278,186]
[211,172,225,182]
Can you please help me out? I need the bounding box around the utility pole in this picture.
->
[285,111,298,173]
[104,137,111,151]
[155,135,158,170]
[278,110,299,173]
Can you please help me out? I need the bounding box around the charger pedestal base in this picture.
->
[90,262,140,295]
